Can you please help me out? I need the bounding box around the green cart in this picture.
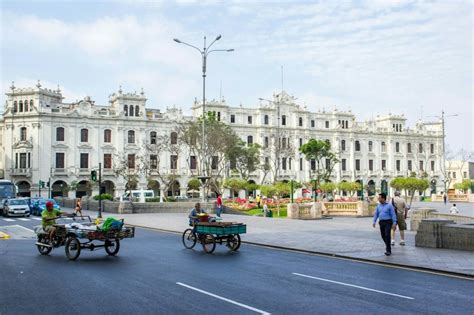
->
[182,222,246,254]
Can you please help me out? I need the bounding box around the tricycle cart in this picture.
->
[35,216,135,261]
[182,222,246,254]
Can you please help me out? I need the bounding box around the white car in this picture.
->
[3,198,30,217]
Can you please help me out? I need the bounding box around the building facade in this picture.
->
[0,82,445,198]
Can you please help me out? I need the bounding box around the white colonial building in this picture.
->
[0,82,445,198]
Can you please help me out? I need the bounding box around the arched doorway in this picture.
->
[102,180,115,196]
[16,181,31,197]
[430,179,437,195]
[381,180,388,195]
[367,180,376,196]
[76,180,91,198]
[168,180,180,197]
[52,180,68,197]
[147,179,160,197]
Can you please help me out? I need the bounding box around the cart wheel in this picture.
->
[201,233,216,254]
[36,235,52,255]
[105,239,120,256]
[227,234,241,251]
[65,236,81,261]
[182,229,197,249]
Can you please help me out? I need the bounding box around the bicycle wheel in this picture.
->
[201,233,216,254]
[105,239,120,256]
[36,235,52,255]
[65,236,81,261]
[227,234,241,251]
[182,229,197,249]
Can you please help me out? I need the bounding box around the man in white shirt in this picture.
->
[450,204,459,214]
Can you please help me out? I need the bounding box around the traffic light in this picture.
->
[91,170,97,182]
[39,180,45,188]
[46,180,50,188]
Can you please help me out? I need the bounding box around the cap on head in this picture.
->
[394,191,401,196]
[46,201,54,208]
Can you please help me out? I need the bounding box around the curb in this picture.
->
[128,223,474,280]
[0,232,11,240]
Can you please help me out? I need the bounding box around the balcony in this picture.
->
[53,168,68,176]
[10,168,32,177]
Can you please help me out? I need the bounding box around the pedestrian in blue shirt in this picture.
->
[373,193,397,256]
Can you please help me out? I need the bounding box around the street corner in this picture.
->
[0,231,11,240]
[0,225,35,240]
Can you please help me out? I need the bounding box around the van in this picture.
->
[122,190,155,202]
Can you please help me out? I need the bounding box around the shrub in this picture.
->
[145,197,162,202]
[93,193,113,201]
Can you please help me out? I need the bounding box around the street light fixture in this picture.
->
[174,35,234,202]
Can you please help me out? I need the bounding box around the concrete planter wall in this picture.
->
[415,219,474,251]
[287,203,322,219]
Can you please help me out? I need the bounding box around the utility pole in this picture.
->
[98,162,102,218]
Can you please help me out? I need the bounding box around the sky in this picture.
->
[1,0,472,154]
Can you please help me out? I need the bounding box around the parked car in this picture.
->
[175,195,189,201]
[2,198,30,217]
[31,198,60,216]
[122,190,155,202]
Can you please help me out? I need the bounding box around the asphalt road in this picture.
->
[1,218,473,315]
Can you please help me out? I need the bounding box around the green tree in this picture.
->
[228,141,261,180]
[320,182,337,194]
[187,178,201,191]
[224,178,247,199]
[454,179,474,193]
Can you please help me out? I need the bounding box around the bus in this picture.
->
[0,180,16,211]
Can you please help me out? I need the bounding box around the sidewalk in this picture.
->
[81,209,474,276]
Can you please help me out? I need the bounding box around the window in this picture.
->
[311,159,316,171]
[170,132,178,145]
[407,143,412,153]
[299,117,303,127]
[325,159,331,170]
[150,131,157,144]
[431,161,435,172]
[13,101,17,112]
[264,157,270,170]
[355,140,360,152]
[104,154,112,169]
[396,160,401,171]
[325,139,330,147]
[56,127,65,141]
[381,160,386,171]
[341,140,346,151]
[325,121,329,128]
[408,160,412,171]
[299,158,303,171]
[170,155,178,170]
[230,115,235,123]
[452,172,456,179]
[264,115,269,125]
[264,137,269,148]
[128,154,136,169]
[124,105,128,116]
[19,101,23,112]
[248,116,252,124]
[135,106,139,117]
[282,158,287,170]
[419,143,423,153]
[345,121,348,129]
[381,142,386,152]
[24,101,29,112]
[463,171,467,178]
[217,112,221,121]
[190,156,197,170]
[369,160,373,171]
[299,138,303,148]
[341,159,346,171]
[150,155,158,169]
[282,138,287,149]
[80,153,88,169]
[20,127,27,141]
[129,105,134,117]
[430,144,434,154]
[211,156,218,170]
[419,160,424,171]
[80,129,88,142]
[281,115,286,126]
[128,130,135,144]
[28,152,31,168]
[396,142,400,153]
[56,153,65,168]
[311,120,315,128]
[355,159,360,171]
[247,135,253,145]
[368,141,373,152]
[104,129,111,143]
[19,153,27,168]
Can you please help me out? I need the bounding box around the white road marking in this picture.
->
[3,219,15,222]
[292,272,414,300]
[11,225,35,233]
[32,217,42,221]
[176,282,270,314]
[18,218,31,221]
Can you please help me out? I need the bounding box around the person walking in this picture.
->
[450,203,459,214]
[74,198,83,217]
[216,193,223,217]
[256,194,261,208]
[443,192,447,205]
[373,193,397,256]
[391,191,408,246]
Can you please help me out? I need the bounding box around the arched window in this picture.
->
[355,140,361,151]
[13,101,17,113]
[381,141,386,152]
[104,129,111,143]
[24,101,29,112]
[299,117,303,127]
[368,141,373,152]
[124,105,128,116]
[281,115,287,126]
[30,100,34,111]
[170,132,178,145]
[264,115,269,125]
[20,127,27,141]
[135,105,139,117]
[150,131,157,144]
[129,105,134,117]
[19,100,23,112]
[56,127,65,141]
[418,143,423,153]
[80,129,89,142]
[128,130,135,144]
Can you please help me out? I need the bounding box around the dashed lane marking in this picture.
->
[2,219,15,222]
[176,282,271,315]
[292,272,414,300]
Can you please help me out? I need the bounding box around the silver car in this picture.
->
[3,198,30,217]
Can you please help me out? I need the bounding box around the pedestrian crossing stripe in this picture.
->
[32,217,42,221]
[18,218,31,221]
[3,219,15,222]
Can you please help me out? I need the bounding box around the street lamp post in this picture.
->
[174,35,234,202]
